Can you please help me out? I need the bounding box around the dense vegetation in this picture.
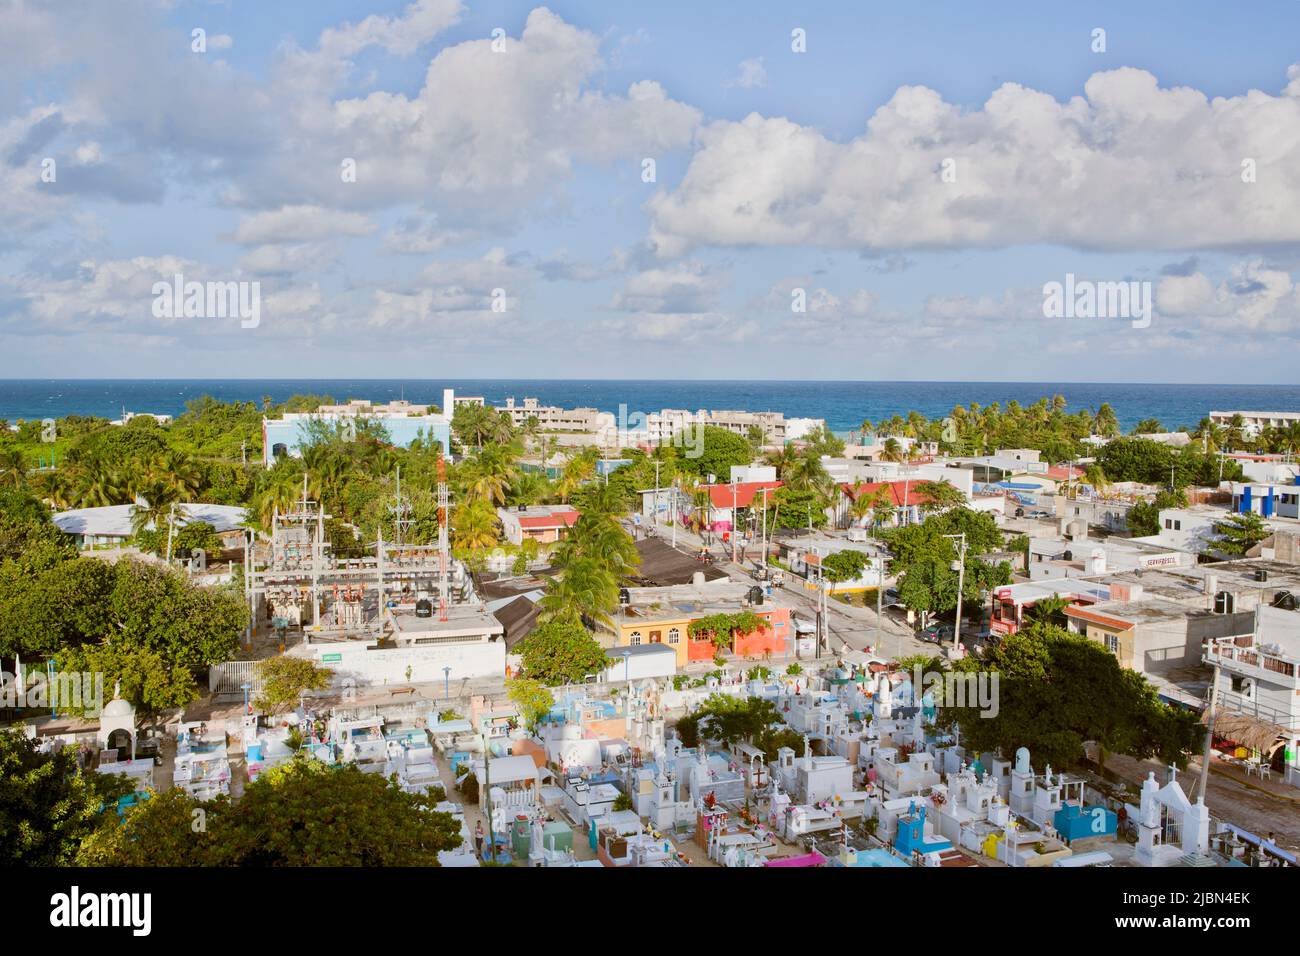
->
[938,623,1204,770]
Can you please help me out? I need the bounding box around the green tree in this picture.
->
[0,730,132,866]
[515,617,610,686]
[680,426,754,482]
[821,549,871,583]
[55,642,201,724]
[948,624,1202,769]
[915,480,966,514]
[253,657,334,714]
[213,757,461,866]
[1212,512,1269,557]
[537,555,620,628]
[78,787,217,866]
[505,677,554,732]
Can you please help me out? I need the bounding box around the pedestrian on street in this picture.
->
[474,820,484,858]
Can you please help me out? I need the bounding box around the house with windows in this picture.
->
[607,581,794,667]
[496,504,580,545]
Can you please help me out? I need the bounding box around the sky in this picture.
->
[4,0,1300,382]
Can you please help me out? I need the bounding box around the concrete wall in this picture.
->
[305,639,504,686]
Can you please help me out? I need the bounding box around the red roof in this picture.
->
[1047,465,1085,481]
[517,511,580,530]
[701,481,783,509]
[839,481,930,507]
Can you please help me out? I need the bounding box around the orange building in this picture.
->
[611,594,792,667]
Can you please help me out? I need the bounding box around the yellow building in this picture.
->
[610,608,693,668]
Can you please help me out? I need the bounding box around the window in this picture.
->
[1174,520,1181,531]
[668,627,680,645]
[1164,519,1172,529]
[1105,634,1119,655]
[629,631,642,646]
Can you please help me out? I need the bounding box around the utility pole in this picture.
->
[164,502,178,564]
[760,487,769,566]
[876,552,888,657]
[653,460,661,534]
[732,480,739,564]
[482,733,494,864]
[671,476,678,548]
[943,532,968,656]
[1193,652,1222,803]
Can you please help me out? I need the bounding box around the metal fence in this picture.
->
[209,661,259,698]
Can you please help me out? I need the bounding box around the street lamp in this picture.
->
[942,532,968,656]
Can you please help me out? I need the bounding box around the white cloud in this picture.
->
[648,67,1300,256]
[231,206,377,244]
[612,262,726,314]
[728,57,766,89]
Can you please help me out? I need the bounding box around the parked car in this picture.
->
[919,623,954,643]
[1027,509,1051,519]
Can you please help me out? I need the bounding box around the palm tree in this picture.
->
[1091,403,1120,439]
[1081,463,1110,498]
[151,451,202,499]
[74,463,128,507]
[763,445,800,480]
[1224,414,1247,452]
[506,470,552,507]
[783,447,831,495]
[130,478,181,537]
[880,438,904,463]
[0,448,27,490]
[556,452,595,503]
[1026,594,1070,629]
[847,489,874,528]
[451,499,499,552]
[537,555,619,628]
[251,469,316,531]
[1192,417,1226,455]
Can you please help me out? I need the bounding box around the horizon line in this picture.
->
[0,377,1297,388]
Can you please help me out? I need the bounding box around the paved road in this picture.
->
[633,518,939,663]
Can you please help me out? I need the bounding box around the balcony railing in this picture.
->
[1205,643,1297,680]
[1209,688,1300,733]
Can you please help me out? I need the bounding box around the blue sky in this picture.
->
[4,0,1300,382]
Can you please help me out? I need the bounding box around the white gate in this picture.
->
[209,661,258,698]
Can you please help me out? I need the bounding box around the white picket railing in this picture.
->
[209,661,258,698]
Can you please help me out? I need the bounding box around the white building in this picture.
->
[53,502,248,550]
[1209,410,1300,438]
[1204,604,1300,787]
[303,604,505,686]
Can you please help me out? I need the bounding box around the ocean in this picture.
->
[1,379,1298,435]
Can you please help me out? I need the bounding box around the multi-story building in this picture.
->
[646,408,787,445]
[262,389,454,466]
[500,396,607,433]
[607,581,794,668]
[1202,604,1300,787]
[1208,410,1300,438]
